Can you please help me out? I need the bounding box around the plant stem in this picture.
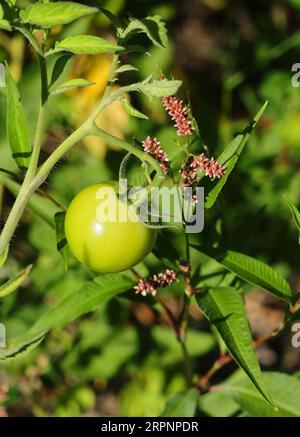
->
[198,321,285,391]
[90,125,163,175]
[179,337,193,387]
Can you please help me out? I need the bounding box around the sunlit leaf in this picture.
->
[20,2,98,27]
[196,286,274,408]
[5,63,32,169]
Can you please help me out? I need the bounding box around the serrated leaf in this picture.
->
[49,53,72,88]
[137,78,182,98]
[161,389,198,417]
[121,97,148,119]
[54,211,67,270]
[20,2,98,27]
[0,274,135,360]
[196,286,274,408]
[284,196,300,245]
[50,78,95,95]
[52,35,121,55]
[205,101,268,209]
[220,372,300,417]
[121,15,168,48]
[0,264,32,299]
[115,64,138,74]
[193,246,292,302]
[0,19,12,31]
[5,64,32,169]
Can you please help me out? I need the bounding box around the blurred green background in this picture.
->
[1,0,300,417]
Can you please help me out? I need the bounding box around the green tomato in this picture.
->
[65,183,157,273]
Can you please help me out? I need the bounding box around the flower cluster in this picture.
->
[181,153,225,186]
[162,96,194,137]
[180,153,225,203]
[142,136,170,174]
[134,269,177,297]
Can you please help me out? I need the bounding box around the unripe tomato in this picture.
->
[65,183,157,273]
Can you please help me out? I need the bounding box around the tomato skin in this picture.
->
[65,183,157,273]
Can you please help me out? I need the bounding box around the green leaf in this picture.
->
[193,246,292,302]
[49,53,72,88]
[0,334,45,361]
[54,212,68,270]
[121,97,148,119]
[0,264,32,299]
[50,78,95,95]
[121,16,168,48]
[198,391,239,417]
[99,8,123,30]
[0,19,12,31]
[20,2,98,27]
[5,63,32,169]
[52,35,121,55]
[284,196,300,245]
[0,5,3,20]
[205,101,268,209]
[137,78,182,98]
[115,64,138,74]
[161,389,198,417]
[0,274,135,360]
[220,372,300,417]
[195,286,274,408]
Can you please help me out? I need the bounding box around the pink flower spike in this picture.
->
[142,136,170,174]
[162,96,194,137]
[134,269,178,297]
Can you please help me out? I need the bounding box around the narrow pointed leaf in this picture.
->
[20,2,98,27]
[193,246,292,302]
[196,286,274,408]
[121,16,168,48]
[53,35,121,55]
[161,389,198,417]
[220,372,300,417]
[205,101,268,209]
[284,196,300,245]
[137,78,182,98]
[0,264,32,299]
[121,97,148,119]
[115,64,138,74]
[50,78,95,95]
[0,274,135,360]
[0,19,11,31]
[6,64,32,169]
[49,53,72,88]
